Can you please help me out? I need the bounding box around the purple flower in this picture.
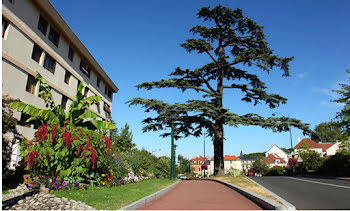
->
[79,186,82,189]
[30,174,33,178]
[75,182,79,186]
[38,170,41,174]
[64,183,68,187]
[36,181,40,185]
[59,185,62,189]
[85,184,88,188]
[25,183,29,188]
[110,183,113,187]
[73,184,75,187]
[45,175,48,178]
[28,185,32,189]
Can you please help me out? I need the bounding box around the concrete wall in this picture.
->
[2,0,116,140]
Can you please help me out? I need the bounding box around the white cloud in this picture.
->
[320,100,344,108]
[297,72,307,79]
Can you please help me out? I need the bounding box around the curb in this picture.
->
[245,177,296,210]
[207,178,289,210]
[118,179,180,210]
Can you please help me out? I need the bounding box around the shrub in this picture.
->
[227,167,241,177]
[320,152,350,176]
[267,166,286,176]
[20,121,113,183]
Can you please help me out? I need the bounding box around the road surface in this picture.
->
[251,176,350,210]
[138,180,262,210]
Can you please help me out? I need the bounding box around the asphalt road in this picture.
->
[251,176,350,210]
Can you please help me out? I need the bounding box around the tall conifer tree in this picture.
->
[128,5,310,176]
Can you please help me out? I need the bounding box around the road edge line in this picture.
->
[118,179,180,210]
[207,178,291,210]
[245,176,296,210]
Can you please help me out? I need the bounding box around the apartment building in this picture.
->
[2,0,118,167]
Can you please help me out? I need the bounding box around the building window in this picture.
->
[105,86,112,99]
[37,15,48,35]
[84,87,89,97]
[2,17,9,38]
[80,60,91,78]
[64,70,71,85]
[43,54,56,74]
[31,43,43,63]
[104,102,111,119]
[61,95,68,110]
[97,77,100,87]
[26,74,37,95]
[48,26,59,47]
[68,47,74,61]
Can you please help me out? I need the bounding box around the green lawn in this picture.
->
[52,179,175,210]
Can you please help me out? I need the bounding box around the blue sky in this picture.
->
[50,0,350,159]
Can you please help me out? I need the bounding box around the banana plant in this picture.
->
[9,72,116,130]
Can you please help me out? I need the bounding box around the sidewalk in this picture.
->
[138,180,262,210]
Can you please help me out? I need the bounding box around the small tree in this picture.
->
[298,150,323,171]
[128,5,310,176]
[252,157,269,175]
[177,154,190,174]
[111,123,135,153]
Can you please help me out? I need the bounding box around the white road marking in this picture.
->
[286,177,350,190]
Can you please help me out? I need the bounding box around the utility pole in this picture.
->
[203,131,206,177]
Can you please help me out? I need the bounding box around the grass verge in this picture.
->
[211,176,280,203]
[52,179,175,210]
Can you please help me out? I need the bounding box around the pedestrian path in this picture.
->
[138,180,262,210]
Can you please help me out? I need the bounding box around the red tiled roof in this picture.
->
[294,138,319,149]
[210,155,240,161]
[190,157,208,164]
[318,143,333,151]
[294,138,334,152]
[263,153,286,163]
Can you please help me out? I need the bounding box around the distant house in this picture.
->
[262,144,289,167]
[190,155,209,175]
[293,138,340,157]
[208,155,242,175]
[239,156,256,171]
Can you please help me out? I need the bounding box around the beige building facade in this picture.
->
[2,0,118,167]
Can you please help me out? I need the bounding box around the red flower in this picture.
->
[62,130,72,149]
[28,151,40,171]
[78,145,82,156]
[90,147,97,169]
[46,150,49,159]
[36,124,48,142]
[103,136,111,155]
[78,129,83,137]
[117,154,120,157]
[51,125,58,143]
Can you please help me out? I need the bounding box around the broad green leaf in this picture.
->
[90,120,116,130]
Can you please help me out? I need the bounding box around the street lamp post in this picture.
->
[203,131,206,178]
[169,110,176,180]
[273,112,294,175]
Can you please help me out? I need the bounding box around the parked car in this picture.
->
[248,167,262,177]
[177,174,188,180]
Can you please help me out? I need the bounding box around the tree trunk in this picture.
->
[214,121,225,176]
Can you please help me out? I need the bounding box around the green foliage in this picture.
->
[311,121,343,143]
[177,154,190,174]
[320,152,350,176]
[252,157,269,175]
[111,123,135,153]
[332,69,350,135]
[298,150,324,170]
[227,167,241,177]
[9,72,115,130]
[127,5,310,176]
[267,166,286,176]
[21,121,113,184]
[243,152,265,158]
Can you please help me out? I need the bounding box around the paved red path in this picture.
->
[138,180,262,210]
